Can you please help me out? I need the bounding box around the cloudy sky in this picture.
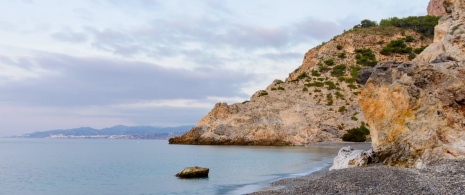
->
[0,0,429,136]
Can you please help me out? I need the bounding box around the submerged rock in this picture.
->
[175,166,209,178]
[330,146,373,170]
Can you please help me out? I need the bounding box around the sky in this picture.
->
[0,0,429,136]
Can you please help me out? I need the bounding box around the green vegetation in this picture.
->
[242,100,250,104]
[351,116,358,121]
[408,53,416,60]
[303,87,308,92]
[414,46,427,54]
[311,69,321,76]
[355,49,378,67]
[324,58,335,66]
[276,80,284,84]
[271,88,277,91]
[330,64,347,77]
[337,53,346,59]
[296,72,308,80]
[335,91,345,99]
[314,89,322,92]
[354,19,378,28]
[348,83,357,90]
[342,123,370,142]
[338,106,346,113]
[258,90,268,97]
[336,44,343,50]
[379,15,441,37]
[405,35,415,42]
[277,86,285,91]
[380,39,412,55]
[318,64,331,73]
[325,81,336,90]
[306,82,324,87]
[326,93,333,106]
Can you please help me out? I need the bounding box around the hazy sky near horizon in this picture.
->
[0,0,429,136]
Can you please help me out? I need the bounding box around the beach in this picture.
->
[250,159,465,194]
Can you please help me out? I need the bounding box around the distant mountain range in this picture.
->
[18,125,193,140]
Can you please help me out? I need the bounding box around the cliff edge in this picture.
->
[170,24,433,145]
[358,0,465,167]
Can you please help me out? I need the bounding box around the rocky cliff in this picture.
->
[358,0,465,167]
[428,0,447,16]
[170,25,433,145]
[416,0,465,62]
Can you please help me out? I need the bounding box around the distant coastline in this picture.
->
[10,125,192,140]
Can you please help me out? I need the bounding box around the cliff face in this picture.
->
[416,0,465,62]
[358,0,465,167]
[428,0,447,16]
[170,27,433,145]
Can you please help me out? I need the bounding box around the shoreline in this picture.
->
[249,159,465,194]
[245,143,371,194]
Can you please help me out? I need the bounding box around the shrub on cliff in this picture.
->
[380,39,413,55]
[414,46,427,54]
[258,90,268,97]
[331,64,346,77]
[355,49,377,67]
[296,72,308,80]
[354,19,378,28]
[379,15,440,37]
[342,124,370,142]
[324,58,335,66]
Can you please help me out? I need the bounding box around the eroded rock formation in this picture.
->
[416,0,465,62]
[358,61,465,167]
[358,0,465,167]
[170,27,432,146]
[428,0,447,16]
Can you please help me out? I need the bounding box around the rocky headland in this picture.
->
[170,23,434,145]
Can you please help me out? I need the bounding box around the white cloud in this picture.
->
[114,99,214,109]
[0,60,60,84]
[0,0,430,134]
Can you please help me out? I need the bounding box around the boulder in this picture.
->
[329,146,373,170]
[175,166,209,178]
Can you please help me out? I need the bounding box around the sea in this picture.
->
[0,138,371,195]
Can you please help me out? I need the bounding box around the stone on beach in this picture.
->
[329,146,373,170]
[175,166,209,178]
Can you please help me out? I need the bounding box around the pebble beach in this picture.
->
[250,159,465,194]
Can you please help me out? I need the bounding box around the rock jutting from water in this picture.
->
[175,166,209,178]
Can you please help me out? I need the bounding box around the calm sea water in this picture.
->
[0,138,370,195]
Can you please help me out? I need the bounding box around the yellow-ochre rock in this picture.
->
[356,0,465,168]
[358,61,465,168]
